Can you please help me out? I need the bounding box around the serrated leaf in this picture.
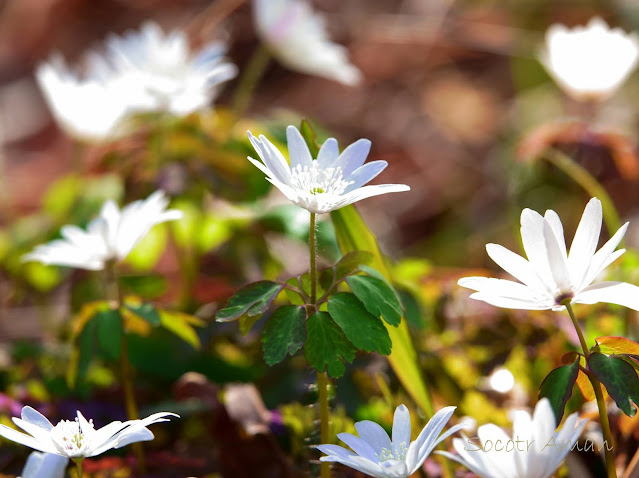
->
[216,281,284,322]
[300,119,320,157]
[538,359,579,423]
[159,310,204,349]
[304,311,356,378]
[96,308,123,360]
[334,251,374,283]
[124,301,161,326]
[589,352,639,417]
[592,336,639,356]
[327,292,391,355]
[262,306,306,366]
[346,275,402,326]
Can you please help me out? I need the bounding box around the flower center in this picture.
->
[289,162,352,197]
[378,442,408,462]
[555,291,574,306]
[52,417,93,455]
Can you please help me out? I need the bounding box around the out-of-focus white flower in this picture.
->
[541,17,639,101]
[458,198,639,311]
[36,53,139,142]
[24,190,182,270]
[19,451,68,478]
[105,21,237,116]
[247,125,409,214]
[438,398,588,478]
[253,0,361,85]
[0,406,178,460]
[318,405,464,478]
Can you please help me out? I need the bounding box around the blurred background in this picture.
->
[2,0,639,476]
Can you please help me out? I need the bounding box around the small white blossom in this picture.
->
[438,398,588,478]
[104,21,238,116]
[24,190,182,270]
[318,405,464,478]
[253,0,361,85]
[0,406,178,460]
[459,197,639,311]
[541,17,639,101]
[19,451,68,478]
[247,125,409,214]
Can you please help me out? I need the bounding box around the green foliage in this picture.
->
[300,119,321,157]
[96,308,123,360]
[589,352,639,417]
[216,281,284,322]
[538,358,579,423]
[124,301,161,326]
[304,312,356,378]
[327,292,391,355]
[346,275,402,326]
[262,305,306,365]
[592,336,639,356]
[159,310,205,350]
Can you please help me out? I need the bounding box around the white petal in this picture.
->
[544,209,567,258]
[354,420,391,455]
[543,219,572,293]
[406,406,455,474]
[568,198,602,288]
[521,208,555,288]
[317,444,357,460]
[469,292,553,310]
[391,405,411,455]
[337,139,372,177]
[330,184,410,211]
[458,276,536,300]
[337,432,378,461]
[21,451,68,478]
[486,243,549,294]
[20,407,53,431]
[317,138,340,169]
[0,424,56,454]
[344,161,388,193]
[582,222,628,288]
[286,125,313,168]
[574,281,639,310]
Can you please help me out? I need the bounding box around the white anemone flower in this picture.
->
[541,17,639,101]
[0,406,178,460]
[247,125,409,214]
[24,190,182,270]
[19,451,68,478]
[438,398,588,478]
[317,405,465,478]
[105,21,238,116]
[458,197,639,311]
[36,53,138,142]
[253,0,361,86]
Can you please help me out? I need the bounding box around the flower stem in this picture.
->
[231,43,271,118]
[105,262,146,472]
[74,458,83,478]
[309,212,330,478]
[544,148,621,235]
[564,302,617,478]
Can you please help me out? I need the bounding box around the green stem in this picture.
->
[231,43,271,117]
[544,148,621,235]
[74,458,83,478]
[310,212,330,478]
[564,302,617,478]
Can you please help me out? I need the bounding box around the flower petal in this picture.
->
[354,420,391,455]
[330,184,410,211]
[317,444,356,460]
[521,208,555,288]
[391,405,411,455]
[286,125,313,169]
[337,432,378,460]
[317,138,340,169]
[21,451,68,478]
[543,219,572,294]
[0,424,56,454]
[568,198,602,288]
[20,407,54,431]
[468,292,553,310]
[485,243,550,295]
[344,161,388,193]
[574,281,639,310]
[406,406,455,474]
[337,139,371,177]
[582,222,628,288]
[544,209,567,258]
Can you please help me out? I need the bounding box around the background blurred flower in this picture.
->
[247,125,409,214]
[540,17,639,101]
[459,198,639,311]
[318,404,464,478]
[19,451,68,478]
[253,0,361,86]
[0,406,178,459]
[105,21,238,116]
[24,190,182,270]
[439,398,588,478]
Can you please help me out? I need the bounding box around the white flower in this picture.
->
[253,0,361,86]
[24,190,182,270]
[104,21,238,116]
[20,451,68,478]
[0,406,178,460]
[247,125,409,214]
[540,17,639,101]
[458,197,639,311]
[317,405,464,478]
[438,398,588,478]
[36,53,139,142]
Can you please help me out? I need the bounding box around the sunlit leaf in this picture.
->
[124,299,161,326]
[346,275,402,326]
[262,305,306,365]
[592,336,639,356]
[124,223,168,270]
[216,281,284,322]
[159,310,204,349]
[589,352,639,417]
[304,311,356,378]
[538,359,579,423]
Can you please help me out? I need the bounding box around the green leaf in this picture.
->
[592,336,639,356]
[262,305,306,365]
[327,292,391,355]
[331,205,435,416]
[334,251,374,282]
[538,359,579,423]
[119,275,167,299]
[96,308,123,360]
[300,119,320,157]
[216,281,284,322]
[346,275,402,327]
[589,352,639,417]
[124,302,161,326]
[159,310,204,350]
[304,311,356,378]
